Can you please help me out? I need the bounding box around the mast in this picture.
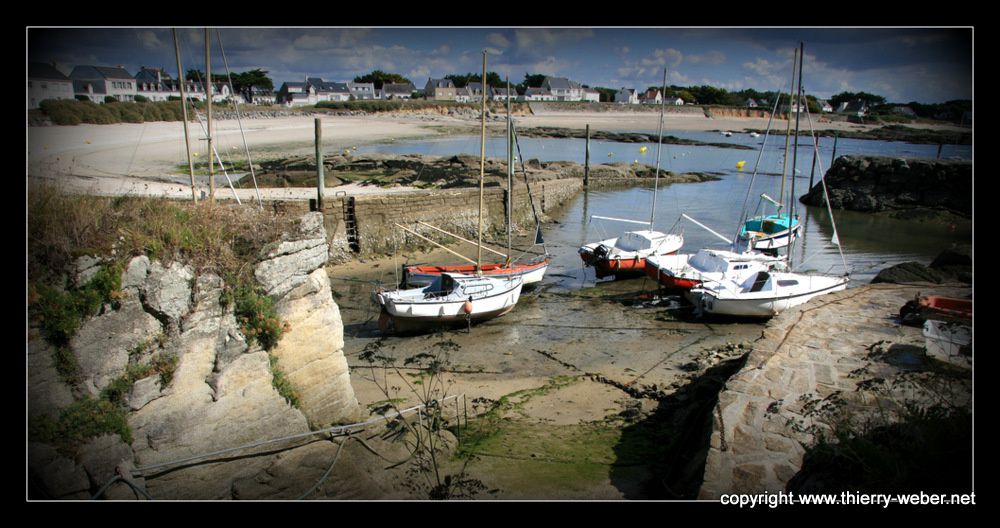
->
[205,28,214,203]
[506,76,513,265]
[173,29,197,203]
[778,46,799,215]
[788,42,805,268]
[649,67,668,229]
[476,50,487,272]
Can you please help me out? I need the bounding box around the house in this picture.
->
[891,106,917,118]
[349,81,377,100]
[133,67,233,103]
[521,87,556,102]
[583,88,601,103]
[70,65,137,103]
[424,78,457,101]
[382,82,416,100]
[818,99,833,113]
[28,62,74,109]
[542,77,583,101]
[276,78,351,106]
[665,96,685,106]
[836,99,868,117]
[490,86,517,102]
[455,82,486,103]
[615,88,638,105]
[745,98,758,108]
[639,88,662,105]
[244,86,276,105]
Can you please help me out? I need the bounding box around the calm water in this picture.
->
[358,130,972,290]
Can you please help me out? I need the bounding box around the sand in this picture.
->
[29,109,962,199]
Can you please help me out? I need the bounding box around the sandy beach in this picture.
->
[29,108,966,200]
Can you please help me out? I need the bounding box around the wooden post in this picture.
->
[831,131,839,168]
[315,117,324,211]
[584,124,590,187]
[205,28,214,203]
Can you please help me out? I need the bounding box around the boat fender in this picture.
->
[463,297,474,314]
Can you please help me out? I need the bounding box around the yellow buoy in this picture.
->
[639,146,648,154]
[736,160,746,171]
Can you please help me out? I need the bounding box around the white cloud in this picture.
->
[136,30,163,50]
[487,33,510,48]
[431,45,450,56]
[687,50,725,65]
[514,29,593,52]
[293,35,332,50]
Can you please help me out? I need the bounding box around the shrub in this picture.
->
[134,94,149,103]
[228,280,283,351]
[104,95,118,104]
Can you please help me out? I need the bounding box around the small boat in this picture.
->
[580,67,684,279]
[749,132,761,138]
[922,319,971,369]
[579,230,684,279]
[722,131,733,137]
[645,248,786,291]
[737,212,802,251]
[918,295,972,321]
[403,259,549,288]
[375,273,523,333]
[690,270,849,317]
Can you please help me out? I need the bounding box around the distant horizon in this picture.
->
[28,27,973,105]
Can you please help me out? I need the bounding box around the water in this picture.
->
[357,131,972,290]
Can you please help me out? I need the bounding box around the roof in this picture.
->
[544,77,581,91]
[428,78,455,89]
[29,62,70,81]
[525,87,551,96]
[384,82,416,94]
[70,65,134,80]
[490,86,516,96]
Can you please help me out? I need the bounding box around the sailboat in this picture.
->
[688,43,849,317]
[374,52,523,333]
[579,68,684,279]
[402,78,549,287]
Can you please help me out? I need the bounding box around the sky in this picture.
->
[27,27,973,104]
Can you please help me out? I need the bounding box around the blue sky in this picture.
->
[28,27,972,104]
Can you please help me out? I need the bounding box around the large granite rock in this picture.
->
[70,296,163,396]
[143,261,194,325]
[27,334,75,420]
[28,443,91,499]
[270,268,362,427]
[800,156,971,218]
[255,213,330,299]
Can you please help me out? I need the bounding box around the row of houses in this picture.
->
[274,77,418,106]
[613,87,685,106]
[423,76,600,103]
[28,62,273,109]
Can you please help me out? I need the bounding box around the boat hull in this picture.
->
[579,231,684,279]
[695,276,848,318]
[404,260,549,287]
[374,275,523,334]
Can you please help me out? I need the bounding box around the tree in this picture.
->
[830,91,886,108]
[445,71,504,89]
[229,69,274,103]
[519,73,547,93]
[354,70,412,90]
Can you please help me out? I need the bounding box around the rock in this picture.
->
[71,296,163,395]
[28,443,91,499]
[27,337,75,420]
[77,434,139,500]
[129,375,162,411]
[122,255,150,292]
[930,244,972,268]
[871,262,948,284]
[73,255,102,287]
[255,213,330,300]
[143,261,194,324]
[270,268,363,427]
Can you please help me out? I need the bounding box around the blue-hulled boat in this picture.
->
[737,212,802,250]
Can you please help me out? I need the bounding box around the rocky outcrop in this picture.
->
[871,244,972,284]
[29,211,366,500]
[698,284,972,498]
[799,156,971,218]
[70,295,162,396]
[256,212,363,427]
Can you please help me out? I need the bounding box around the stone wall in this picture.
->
[698,283,972,498]
[319,178,582,259]
[800,156,971,217]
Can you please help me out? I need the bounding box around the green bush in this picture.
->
[269,354,300,408]
[35,99,188,125]
[29,397,132,453]
[134,94,149,103]
[31,262,123,347]
[225,280,283,351]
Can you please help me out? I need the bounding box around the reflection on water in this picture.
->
[357,131,971,290]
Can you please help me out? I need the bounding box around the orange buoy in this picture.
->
[462,298,473,314]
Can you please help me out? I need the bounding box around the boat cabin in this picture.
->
[616,230,669,252]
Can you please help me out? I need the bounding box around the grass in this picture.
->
[268,353,300,408]
[29,398,132,456]
[38,99,187,125]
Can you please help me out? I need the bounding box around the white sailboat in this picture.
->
[374,51,523,333]
[688,43,850,318]
[579,68,684,278]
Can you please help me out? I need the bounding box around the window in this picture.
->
[777,280,799,287]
